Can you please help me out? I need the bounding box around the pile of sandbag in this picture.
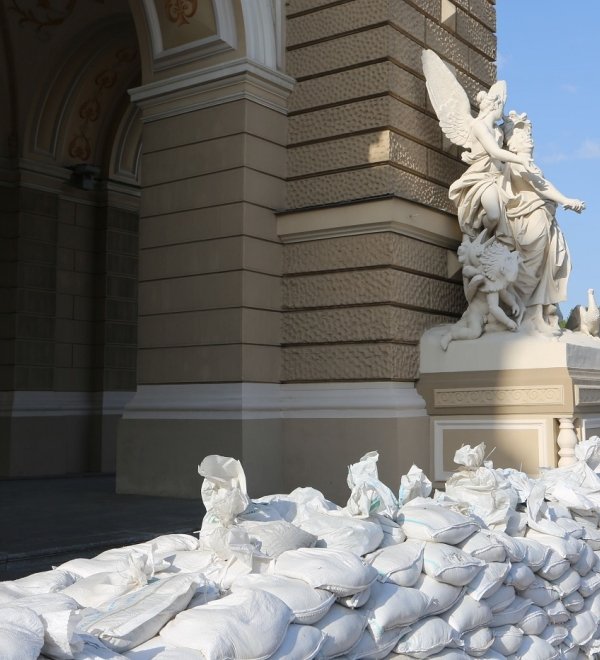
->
[5,442,600,659]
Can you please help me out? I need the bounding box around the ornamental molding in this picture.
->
[433,385,565,408]
[575,384,600,407]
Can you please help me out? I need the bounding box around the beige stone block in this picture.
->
[106,275,136,299]
[106,208,138,232]
[456,7,495,59]
[283,342,420,381]
[22,263,55,290]
[106,299,137,322]
[284,232,450,278]
[138,344,280,383]
[244,169,286,210]
[243,308,281,345]
[139,203,278,248]
[58,199,76,224]
[143,101,246,153]
[287,26,422,81]
[75,204,99,228]
[141,169,244,218]
[15,365,53,389]
[245,100,288,147]
[468,48,496,86]
[283,416,429,503]
[425,20,469,71]
[427,148,466,187]
[57,223,98,252]
[15,339,54,365]
[288,131,431,179]
[57,247,74,270]
[16,315,54,339]
[53,366,99,390]
[17,290,53,315]
[19,189,57,218]
[283,306,456,344]
[104,345,136,370]
[287,165,454,214]
[105,322,137,345]
[287,0,425,48]
[297,61,427,114]
[56,270,99,297]
[138,271,281,315]
[55,318,95,344]
[289,97,441,149]
[0,339,14,364]
[0,314,15,339]
[55,293,73,319]
[468,0,495,31]
[107,230,137,256]
[20,213,57,243]
[107,253,138,277]
[20,239,56,264]
[54,342,72,367]
[284,268,463,315]
[142,134,285,187]
[287,0,339,15]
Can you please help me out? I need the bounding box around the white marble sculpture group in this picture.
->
[421,50,586,349]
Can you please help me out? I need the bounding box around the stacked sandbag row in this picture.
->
[4,443,600,658]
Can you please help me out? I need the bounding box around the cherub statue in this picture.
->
[422,50,585,339]
[440,232,522,350]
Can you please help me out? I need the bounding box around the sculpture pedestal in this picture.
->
[417,327,600,483]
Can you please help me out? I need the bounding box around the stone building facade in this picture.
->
[0,0,496,501]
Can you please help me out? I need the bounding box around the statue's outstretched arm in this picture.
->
[522,171,585,212]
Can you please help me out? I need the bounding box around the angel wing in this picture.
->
[421,49,474,148]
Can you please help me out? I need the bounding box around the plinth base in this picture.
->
[418,327,600,482]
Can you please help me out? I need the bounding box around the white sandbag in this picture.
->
[74,634,128,659]
[337,585,371,609]
[97,535,199,562]
[525,530,581,563]
[557,644,586,660]
[504,562,536,591]
[550,568,581,597]
[441,594,492,634]
[364,540,424,587]
[273,547,378,597]
[540,625,568,647]
[253,487,339,524]
[490,625,523,655]
[489,595,532,626]
[482,584,516,614]
[397,500,478,545]
[4,569,77,599]
[345,628,405,660]
[578,521,600,551]
[518,537,550,571]
[399,464,432,505]
[231,574,335,625]
[296,510,383,556]
[424,651,469,659]
[458,530,506,563]
[198,455,250,527]
[411,574,463,617]
[62,561,147,609]
[423,542,484,587]
[476,650,509,660]
[155,549,215,576]
[122,636,204,659]
[160,587,293,658]
[369,513,406,547]
[236,520,317,557]
[40,609,84,660]
[346,451,399,519]
[461,626,493,657]
[393,616,457,659]
[269,624,325,660]
[544,599,570,624]
[3,592,79,615]
[364,580,431,638]
[310,603,368,659]
[584,589,600,619]
[493,532,526,563]
[564,610,599,648]
[82,573,200,652]
[59,550,154,580]
[465,561,509,601]
[518,604,549,636]
[563,590,585,612]
[537,549,570,581]
[510,635,559,659]
[573,541,595,576]
[0,606,45,660]
[519,577,560,607]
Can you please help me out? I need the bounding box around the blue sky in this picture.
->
[496,2,600,317]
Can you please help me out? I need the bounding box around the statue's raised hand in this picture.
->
[563,199,585,213]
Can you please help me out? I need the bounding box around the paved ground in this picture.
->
[0,475,205,581]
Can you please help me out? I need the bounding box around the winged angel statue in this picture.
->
[422,50,585,349]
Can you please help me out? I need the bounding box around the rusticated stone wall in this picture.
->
[285,0,496,210]
[282,232,464,381]
[282,0,495,382]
